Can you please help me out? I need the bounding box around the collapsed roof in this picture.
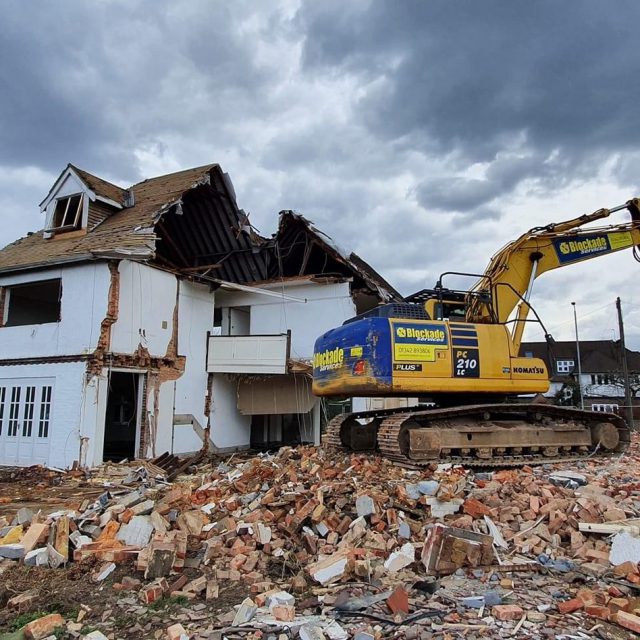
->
[0,163,400,303]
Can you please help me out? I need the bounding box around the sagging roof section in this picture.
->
[268,210,400,302]
[0,163,399,303]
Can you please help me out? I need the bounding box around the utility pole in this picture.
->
[616,297,635,430]
[571,302,584,409]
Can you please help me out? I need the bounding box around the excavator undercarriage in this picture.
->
[324,404,630,468]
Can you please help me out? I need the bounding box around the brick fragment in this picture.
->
[23,613,65,640]
[7,590,37,612]
[493,605,524,621]
[615,611,640,634]
[166,622,188,640]
[557,598,584,614]
[584,604,610,620]
[386,585,409,614]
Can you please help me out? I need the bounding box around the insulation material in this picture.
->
[237,375,314,415]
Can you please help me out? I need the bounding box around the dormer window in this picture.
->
[48,194,84,232]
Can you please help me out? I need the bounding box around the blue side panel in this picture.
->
[313,317,392,388]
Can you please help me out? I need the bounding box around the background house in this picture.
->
[520,340,640,416]
[0,164,398,468]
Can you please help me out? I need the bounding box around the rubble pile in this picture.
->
[1,439,640,639]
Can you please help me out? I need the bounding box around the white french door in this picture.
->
[0,379,53,466]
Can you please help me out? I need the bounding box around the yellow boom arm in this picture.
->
[466,198,640,351]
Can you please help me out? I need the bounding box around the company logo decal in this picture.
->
[554,234,611,263]
[392,322,448,362]
[313,347,344,371]
[512,366,545,375]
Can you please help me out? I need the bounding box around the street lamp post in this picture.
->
[571,302,585,410]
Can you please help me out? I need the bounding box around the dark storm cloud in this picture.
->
[1,0,639,345]
[298,0,640,198]
[0,1,269,178]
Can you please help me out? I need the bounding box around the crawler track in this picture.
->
[324,403,630,468]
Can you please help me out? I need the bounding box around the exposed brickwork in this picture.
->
[88,261,120,377]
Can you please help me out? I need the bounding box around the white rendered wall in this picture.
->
[0,263,112,359]
[209,373,251,449]
[152,380,178,457]
[110,261,177,356]
[0,361,87,469]
[173,280,215,454]
[218,281,357,361]
[211,281,357,449]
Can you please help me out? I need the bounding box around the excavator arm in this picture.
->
[466,198,640,351]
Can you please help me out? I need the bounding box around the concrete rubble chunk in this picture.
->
[355,495,376,518]
[47,543,66,568]
[232,597,258,626]
[610,531,640,566]
[16,507,34,525]
[24,547,49,566]
[81,631,109,640]
[425,497,463,518]
[418,480,440,496]
[299,624,326,640]
[93,561,116,582]
[384,542,415,572]
[116,515,154,547]
[308,552,350,585]
[0,543,25,559]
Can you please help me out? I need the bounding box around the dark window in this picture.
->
[0,387,5,436]
[22,386,35,437]
[38,386,52,438]
[49,194,83,231]
[8,386,20,437]
[4,279,62,327]
[525,351,533,358]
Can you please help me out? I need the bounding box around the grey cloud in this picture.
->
[298,0,640,192]
[0,1,274,178]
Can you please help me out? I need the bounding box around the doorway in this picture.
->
[103,372,140,462]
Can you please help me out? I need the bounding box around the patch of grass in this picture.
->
[148,595,189,611]
[9,611,47,631]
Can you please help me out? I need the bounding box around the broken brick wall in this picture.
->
[85,261,207,463]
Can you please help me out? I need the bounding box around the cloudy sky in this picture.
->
[2,0,640,347]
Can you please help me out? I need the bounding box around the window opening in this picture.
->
[556,359,575,374]
[8,386,21,437]
[22,386,35,437]
[592,403,619,413]
[0,387,5,436]
[4,279,62,326]
[49,194,83,231]
[38,386,52,438]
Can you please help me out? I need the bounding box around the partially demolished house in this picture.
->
[0,163,398,468]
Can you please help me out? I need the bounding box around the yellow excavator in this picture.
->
[312,198,640,466]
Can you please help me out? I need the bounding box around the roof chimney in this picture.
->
[124,189,135,208]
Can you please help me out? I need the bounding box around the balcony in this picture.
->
[206,332,291,374]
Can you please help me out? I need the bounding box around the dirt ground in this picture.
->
[0,558,252,639]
